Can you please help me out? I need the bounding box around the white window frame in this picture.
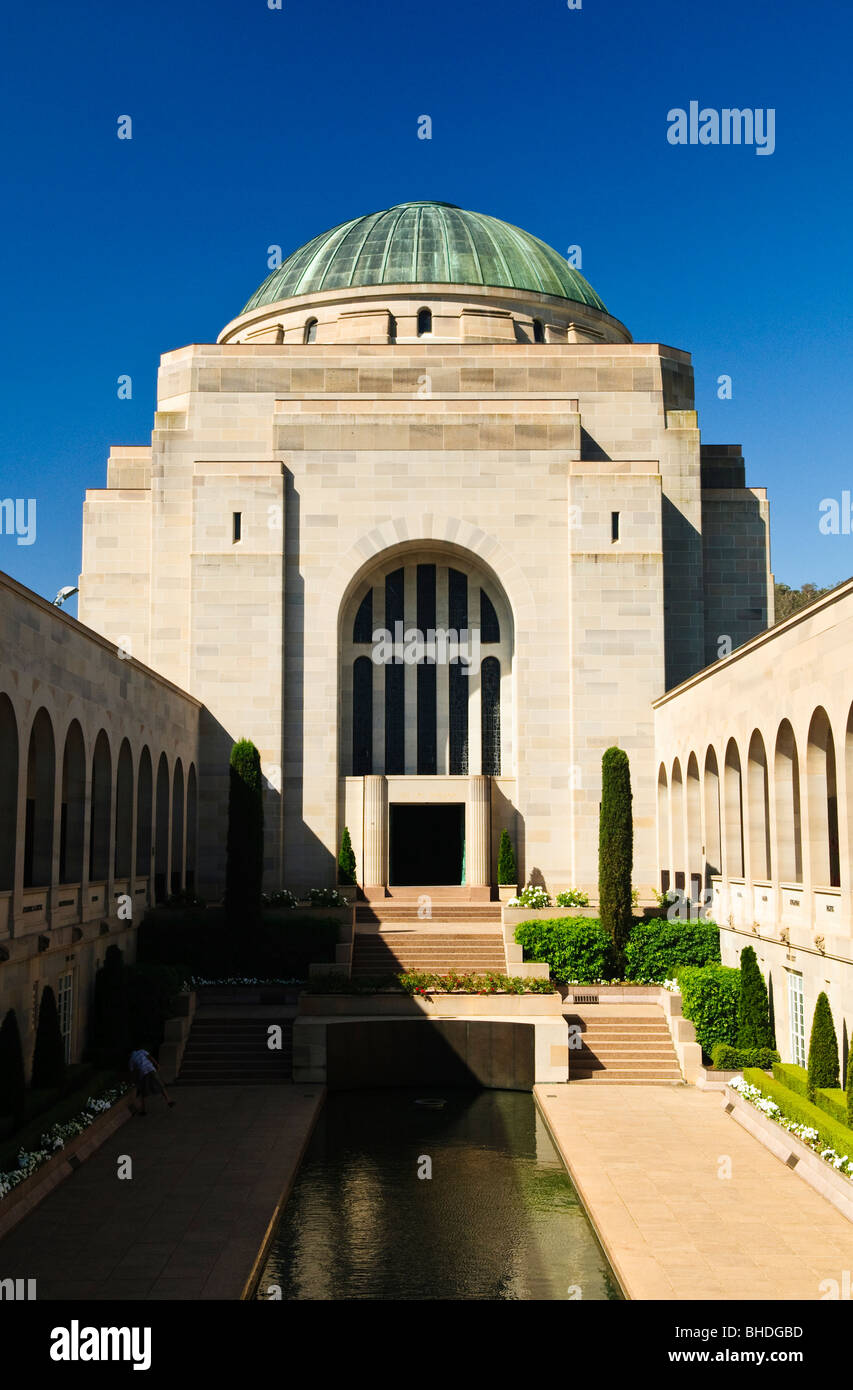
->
[57,970,74,1064]
[788,972,806,1067]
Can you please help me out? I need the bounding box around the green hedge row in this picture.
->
[773,1062,848,1128]
[514,915,720,984]
[711,1043,779,1071]
[742,1068,853,1158]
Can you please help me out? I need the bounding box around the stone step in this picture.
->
[569,1075,685,1085]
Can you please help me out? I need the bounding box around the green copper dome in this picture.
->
[241,202,606,313]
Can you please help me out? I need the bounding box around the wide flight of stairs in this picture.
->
[176,1013,293,1084]
[567,1011,683,1084]
[352,900,506,975]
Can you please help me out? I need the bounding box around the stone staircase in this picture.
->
[176,1011,293,1084]
[567,1010,683,1084]
[356,901,502,926]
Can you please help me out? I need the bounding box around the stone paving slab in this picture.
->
[535,1082,853,1301]
[0,1085,323,1300]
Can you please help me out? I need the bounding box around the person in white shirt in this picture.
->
[128,1047,175,1115]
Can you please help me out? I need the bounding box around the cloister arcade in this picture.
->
[0,690,198,937]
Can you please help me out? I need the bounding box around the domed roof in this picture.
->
[241,201,606,313]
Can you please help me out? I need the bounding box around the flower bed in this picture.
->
[0,1084,131,1202]
[730,1074,853,1180]
[304,971,555,996]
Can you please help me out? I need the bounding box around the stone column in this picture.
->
[466,774,491,896]
[363,774,388,893]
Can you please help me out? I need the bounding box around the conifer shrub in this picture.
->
[225,739,264,928]
[736,945,775,1050]
[497,829,517,885]
[0,1009,26,1126]
[338,827,357,886]
[807,991,839,1100]
[91,943,131,1064]
[598,747,633,966]
[31,986,66,1090]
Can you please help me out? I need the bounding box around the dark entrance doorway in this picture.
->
[389,803,464,886]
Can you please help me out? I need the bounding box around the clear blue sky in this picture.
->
[2,0,851,614]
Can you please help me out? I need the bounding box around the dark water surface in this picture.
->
[257,1088,622,1300]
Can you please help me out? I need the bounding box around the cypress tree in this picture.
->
[598,747,633,964]
[807,991,839,1100]
[225,739,264,928]
[497,829,517,885]
[91,943,131,1063]
[0,1009,26,1126]
[31,986,66,1090]
[846,1044,853,1129]
[338,826,357,886]
[736,945,775,1050]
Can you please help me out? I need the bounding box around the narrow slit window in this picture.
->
[533,318,545,343]
[417,307,432,337]
[611,511,620,542]
[304,318,318,343]
[232,511,242,543]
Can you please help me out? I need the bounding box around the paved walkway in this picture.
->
[535,1082,853,1300]
[0,1085,323,1300]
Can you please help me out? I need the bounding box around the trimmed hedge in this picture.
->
[514,917,615,982]
[711,1043,779,1071]
[742,1067,853,1159]
[674,964,741,1056]
[623,918,720,981]
[773,1062,848,1128]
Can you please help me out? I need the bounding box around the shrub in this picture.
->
[674,964,741,1056]
[555,889,590,908]
[31,987,66,1090]
[0,1010,26,1126]
[623,918,720,982]
[304,887,347,908]
[90,943,131,1065]
[497,830,517,885]
[710,1042,779,1071]
[225,739,264,928]
[508,884,551,909]
[742,1067,853,1160]
[807,991,839,1100]
[263,889,298,909]
[514,917,615,982]
[598,747,633,964]
[338,827,357,886]
[736,945,775,1050]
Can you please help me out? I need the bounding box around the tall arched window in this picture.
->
[304,318,318,343]
[807,707,840,887]
[480,589,500,644]
[417,307,432,337]
[481,657,501,776]
[353,590,372,643]
[532,318,545,343]
[353,657,373,776]
[384,568,404,775]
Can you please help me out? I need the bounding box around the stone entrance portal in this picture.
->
[389,803,464,886]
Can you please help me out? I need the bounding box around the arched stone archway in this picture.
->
[774,719,802,884]
[724,738,744,879]
[136,746,153,878]
[59,720,86,884]
[657,763,669,892]
[747,729,771,881]
[703,746,721,884]
[114,739,134,878]
[0,695,18,892]
[24,709,56,888]
[671,758,685,891]
[686,751,702,899]
[89,731,111,882]
[171,759,185,895]
[807,707,839,888]
[154,753,170,902]
[186,764,198,893]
